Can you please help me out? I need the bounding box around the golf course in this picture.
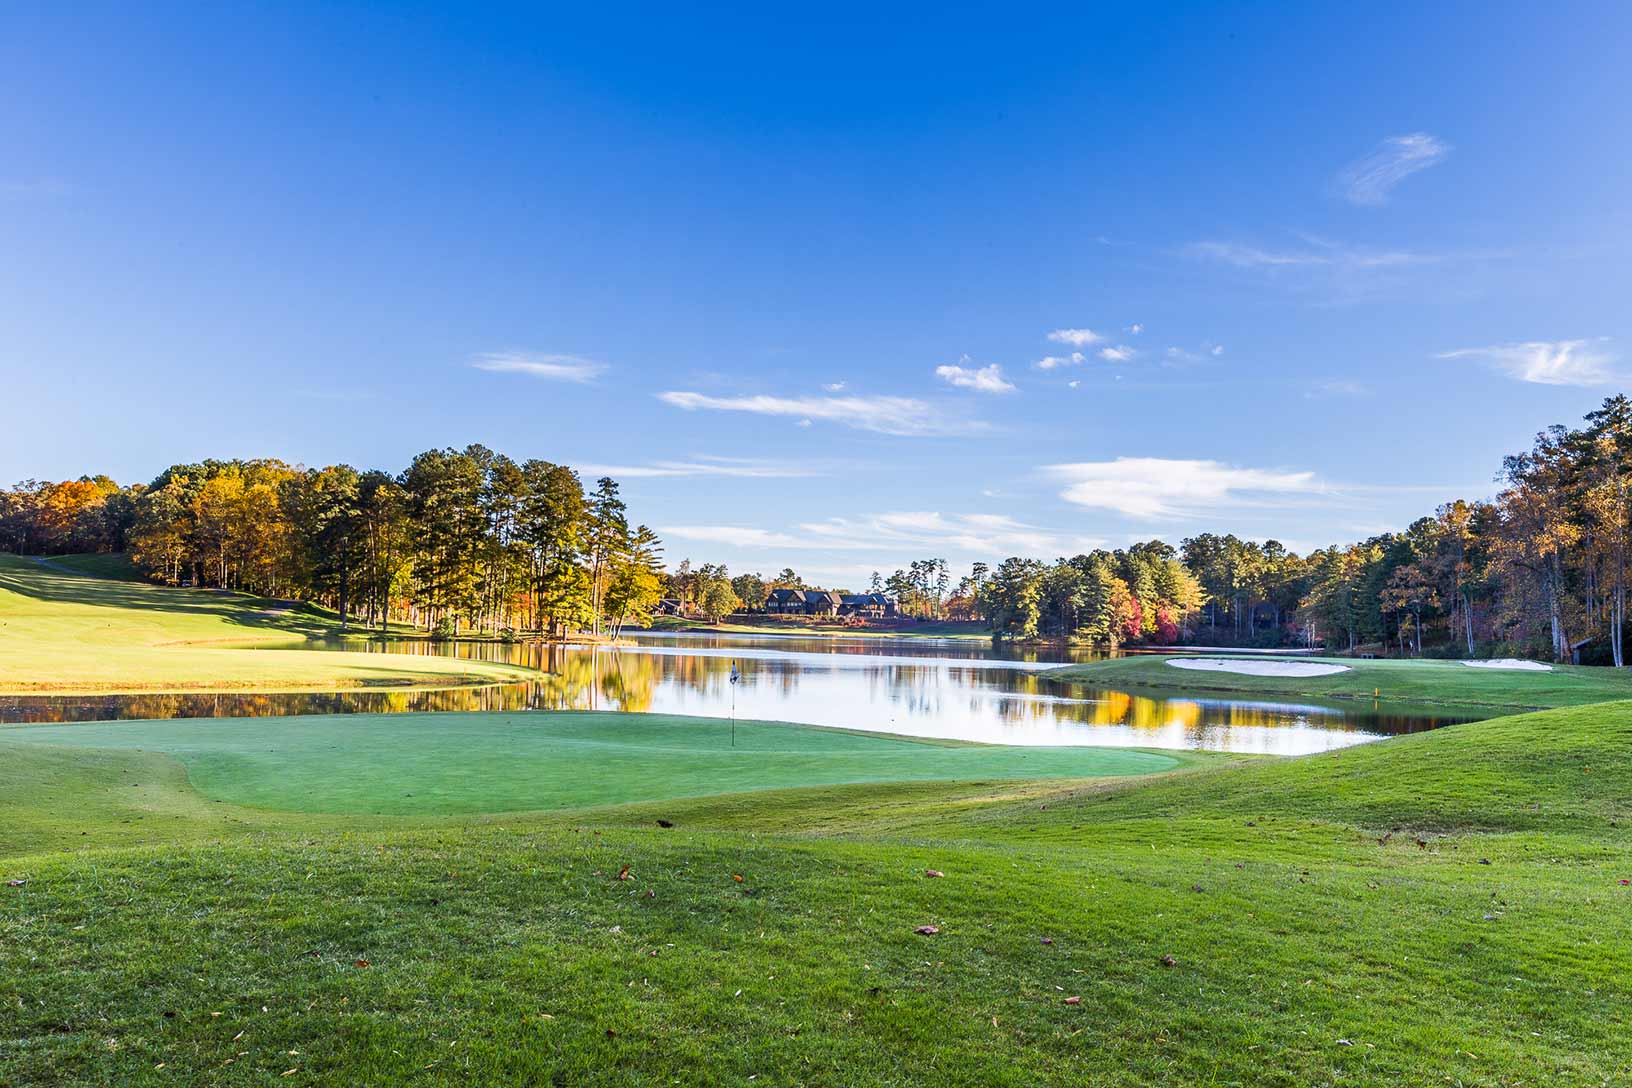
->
[0,554,536,694]
[2,559,1630,1085]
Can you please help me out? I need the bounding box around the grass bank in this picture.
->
[2,704,1629,1084]
[0,553,537,694]
[1049,652,1632,710]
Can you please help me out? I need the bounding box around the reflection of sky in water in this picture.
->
[0,634,1471,755]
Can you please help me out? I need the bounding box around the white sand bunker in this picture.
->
[1461,658,1553,672]
[1165,658,1351,678]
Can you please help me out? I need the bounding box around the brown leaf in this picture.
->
[656,819,674,828]
[732,874,744,882]
[1159,954,1176,967]
[924,870,944,879]
[914,925,939,936]
[1063,996,1081,1005]
[617,865,632,881]
[353,959,371,969]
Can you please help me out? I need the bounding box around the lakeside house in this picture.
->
[764,588,897,618]
[839,592,896,618]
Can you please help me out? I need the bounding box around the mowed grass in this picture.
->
[3,704,1631,1085]
[0,553,536,694]
[0,712,1192,821]
[1051,652,1632,710]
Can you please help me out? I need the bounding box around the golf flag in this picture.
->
[730,662,739,685]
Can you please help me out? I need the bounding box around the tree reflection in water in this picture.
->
[1,635,1472,754]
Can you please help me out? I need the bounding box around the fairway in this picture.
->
[0,711,1189,816]
[0,554,535,694]
[3,702,1629,1086]
[1050,652,1632,710]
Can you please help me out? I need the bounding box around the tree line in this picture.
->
[0,446,664,638]
[10,397,1632,659]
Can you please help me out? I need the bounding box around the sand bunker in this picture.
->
[1461,658,1553,672]
[1165,658,1350,678]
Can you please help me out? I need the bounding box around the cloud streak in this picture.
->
[665,511,1105,560]
[1044,458,1321,519]
[657,391,987,437]
[576,456,822,479]
[1438,339,1619,386]
[471,352,606,382]
[1337,133,1450,206]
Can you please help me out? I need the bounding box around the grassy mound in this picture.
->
[1050,653,1632,710]
[0,554,535,694]
[2,704,1630,1084]
[0,712,1192,822]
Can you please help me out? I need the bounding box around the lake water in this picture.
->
[0,632,1472,754]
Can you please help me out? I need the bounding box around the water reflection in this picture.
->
[0,634,1471,754]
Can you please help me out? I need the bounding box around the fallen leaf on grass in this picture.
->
[617,865,631,881]
[1039,937,1054,945]
[914,925,939,936]
[5,880,25,887]
[924,870,944,878]
[1159,954,1176,967]
[656,819,674,828]
[1618,879,1630,886]
[732,874,744,882]
[1063,996,1081,1005]
[353,959,371,968]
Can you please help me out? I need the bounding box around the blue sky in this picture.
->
[4,3,1631,585]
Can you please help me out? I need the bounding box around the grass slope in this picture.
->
[1050,652,1632,710]
[0,712,1191,820]
[2,706,1630,1084]
[0,554,536,694]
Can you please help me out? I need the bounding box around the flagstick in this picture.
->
[730,659,738,747]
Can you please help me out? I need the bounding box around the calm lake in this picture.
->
[0,632,1473,753]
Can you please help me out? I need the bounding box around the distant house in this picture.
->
[840,593,897,618]
[655,598,688,617]
[765,588,851,617]
[764,588,807,614]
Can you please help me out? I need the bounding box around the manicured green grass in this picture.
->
[2,704,1630,1085]
[1051,652,1632,710]
[0,712,1191,820]
[0,553,536,694]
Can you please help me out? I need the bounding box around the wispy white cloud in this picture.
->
[661,525,805,548]
[1189,238,1435,271]
[822,381,848,392]
[576,456,822,479]
[1035,352,1085,370]
[665,511,1104,560]
[1305,379,1369,399]
[1044,458,1322,519]
[472,352,606,382]
[1187,235,1490,305]
[1097,345,1135,363]
[1337,133,1450,206]
[935,360,1015,394]
[1047,328,1102,347]
[800,511,1103,556]
[1208,343,1225,356]
[1437,338,1619,386]
[1126,323,1144,335]
[657,391,987,437]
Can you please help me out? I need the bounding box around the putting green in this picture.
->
[1,711,1186,816]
